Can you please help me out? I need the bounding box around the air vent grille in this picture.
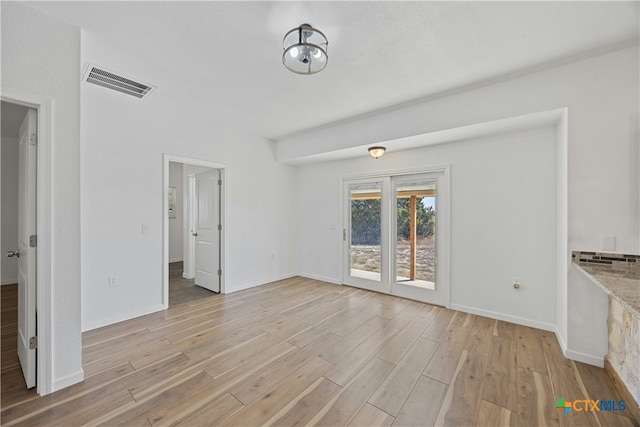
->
[82,64,156,99]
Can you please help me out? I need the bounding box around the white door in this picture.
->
[17,108,37,388]
[194,170,220,292]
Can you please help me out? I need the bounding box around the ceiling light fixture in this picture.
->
[283,23,328,75]
[368,146,386,159]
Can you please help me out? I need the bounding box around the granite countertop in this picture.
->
[572,252,640,318]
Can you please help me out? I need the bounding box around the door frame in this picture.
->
[2,90,54,395]
[340,165,451,308]
[162,154,227,308]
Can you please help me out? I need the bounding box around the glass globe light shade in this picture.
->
[283,23,328,75]
[368,146,386,159]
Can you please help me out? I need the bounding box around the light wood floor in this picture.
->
[1,278,638,426]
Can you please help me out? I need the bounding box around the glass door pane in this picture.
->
[344,180,388,293]
[394,180,436,289]
[391,172,447,306]
[350,182,382,282]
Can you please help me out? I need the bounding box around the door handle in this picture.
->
[192,232,198,237]
[7,250,20,258]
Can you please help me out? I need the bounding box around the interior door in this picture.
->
[17,108,37,388]
[390,172,448,306]
[194,170,220,292]
[343,178,389,293]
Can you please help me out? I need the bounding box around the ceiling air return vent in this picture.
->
[82,64,156,99]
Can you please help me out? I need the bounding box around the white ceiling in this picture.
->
[20,1,640,141]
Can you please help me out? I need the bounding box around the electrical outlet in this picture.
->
[108,276,118,287]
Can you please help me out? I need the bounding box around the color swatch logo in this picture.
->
[555,398,572,415]
[555,398,626,416]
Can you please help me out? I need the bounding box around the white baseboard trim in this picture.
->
[51,368,84,393]
[297,273,342,285]
[450,304,555,332]
[564,348,604,367]
[169,258,183,263]
[555,325,568,352]
[1,278,18,285]
[555,326,604,367]
[82,304,165,332]
[227,273,297,294]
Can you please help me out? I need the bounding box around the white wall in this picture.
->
[298,127,558,329]
[566,264,609,366]
[80,32,299,330]
[168,161,183,263]
[286,45,639,362]
[1,136,19,285]
[1,2,82,392]
[280,46,640,255]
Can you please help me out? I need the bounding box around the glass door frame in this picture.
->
[341,166,450,308]
[390,171,448,307]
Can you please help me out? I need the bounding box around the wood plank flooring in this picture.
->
[169,262,216,307]
[1,278,638,426]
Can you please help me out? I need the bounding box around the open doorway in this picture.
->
[1,101,37,391]
[168,162,220,306]
[163,155,226,308]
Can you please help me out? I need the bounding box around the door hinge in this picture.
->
[218,224,222,231]
[218,179,222,186]
[217,269,222,276]
[343,229,346,241]
[29,235,37,248]
[30,133,36,146]
[29,336,37,350]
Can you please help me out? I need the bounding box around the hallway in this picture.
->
[168,261,216,307]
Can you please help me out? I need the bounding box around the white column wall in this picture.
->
[1,2,82,392]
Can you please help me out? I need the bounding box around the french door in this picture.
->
[343,171,449,306]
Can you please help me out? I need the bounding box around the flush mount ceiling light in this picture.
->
[283,23,328,75]
[368,146,386,159]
